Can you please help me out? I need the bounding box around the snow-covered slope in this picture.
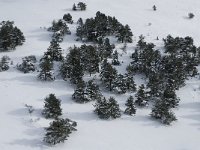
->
[0,0,200,150]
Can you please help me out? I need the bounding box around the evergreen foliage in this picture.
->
[43,40,63,61]
[100,61,118,91]
[17,56,36,73]
[124,96,136,115]
[94,97,121,119]
[38,57,54,81]
[76,11,133,42]
[112,50,120,65]
[44,118,77,145]
[42,94,62,119]
[135,84,148,106]
[72,80,89,103]
[63,13,73,24]
[0,56,10,71]
[86,79,102,101]
[0,21,25,51]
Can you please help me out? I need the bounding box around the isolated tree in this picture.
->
[38,58,54,81]
[124,96,136,115]
[188,13,194,19]
[17,56,35,73]
[0,21,25,51]
[0,56,10,71]
[153,5,157,11]
[135,84,148,106]
[42,94,62,119]
[72,3,77,11]
[77,2,87,10]
[44,118,77,145]
[63,13,73,24]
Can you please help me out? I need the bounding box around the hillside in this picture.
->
[0,0,200,150]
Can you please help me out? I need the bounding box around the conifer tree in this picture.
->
[77,2,87,10]
[151,99,177,125]
[100,62,118,91]
[0,56,9,71]
[44,118,77,145]
[63,13,73,24]
[43,40,63,61]
[135,84,148,106]
[94,97,110,119]
[108,97,121,119]
[124,96,136,115]
[125,73,137,92]
[112,50,120,65]
[42,94,62,119]
[72,80,89,103]
[72,3,77,11]
[113,74,127,94]
[86,79,102,101]
[17,56,35,73]
[38,58,54,81]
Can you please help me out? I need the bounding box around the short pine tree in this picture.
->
[86,79,102,101]
[42,94,62,119]
[135,84,148,106]
[0,56,10,71]
[94,97,110,119]
[72,80,89,103]
[43,118,77,145]
[112,50,120,65]
[38,58,54,81]
[151,99,177,125]
[108,97,121,119]
[124,96,136,115]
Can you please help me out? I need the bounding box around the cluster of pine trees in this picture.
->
[0,21,25,51]
[42,94,77,145]
[127,35,200,124]
[76,11,133,43]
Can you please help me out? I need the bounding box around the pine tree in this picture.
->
[77,2,87,10]
[112,50,120,65]
[100,62,118,91]
[125,73,137,92]
[44,118,77,145]
[86,79,102,101]
[113,74,127,94]
[43,40,63,61]
[153,5,157,11]
[0,21,25,51]
[17,56,35,73]
[72,3,77,11]
[42,94,62,119]
[0,56,9,71]
[63,13,73,24]
[124,96,136,115]
[60,46,84,84]
[151,99,177,125]
[72,80,89,103]
[107,97,121,119]
[135,84,148,106]
[94,97,121,119]
[94,97,110,119]
[116,24,133,43]
[38,58,54,81]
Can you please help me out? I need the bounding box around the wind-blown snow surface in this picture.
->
[0,0,200,150]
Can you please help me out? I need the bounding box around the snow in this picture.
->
[0,0,200,150]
